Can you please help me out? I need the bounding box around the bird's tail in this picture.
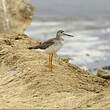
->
[28,46,40,49]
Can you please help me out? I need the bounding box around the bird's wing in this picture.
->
[28,38,55,49]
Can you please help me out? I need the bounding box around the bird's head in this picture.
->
[56,30,74,38]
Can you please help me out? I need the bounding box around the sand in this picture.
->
[0,33,110,109]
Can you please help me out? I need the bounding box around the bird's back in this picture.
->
[28,38,56,50]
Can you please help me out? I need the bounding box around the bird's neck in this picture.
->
[56,35,64,41]
[56,34,61,39]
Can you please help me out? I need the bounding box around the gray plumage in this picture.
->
[28,38,56,50]
[28,30,74,53]
[28,30,74,71]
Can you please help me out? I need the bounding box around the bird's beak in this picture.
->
[64,33,74,37]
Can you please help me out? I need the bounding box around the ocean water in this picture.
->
[26,0,110,71]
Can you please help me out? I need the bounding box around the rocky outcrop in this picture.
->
[0,0,33,33]
[0,33,110,109]
[103,66,110,70]
[97,69,110,79]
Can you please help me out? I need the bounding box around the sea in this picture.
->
[26,0,110,72]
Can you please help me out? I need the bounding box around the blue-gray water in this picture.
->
[26,0,110,71]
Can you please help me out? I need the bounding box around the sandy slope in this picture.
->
[0,33,110,109]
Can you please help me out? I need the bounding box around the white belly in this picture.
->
[45,40,63,54]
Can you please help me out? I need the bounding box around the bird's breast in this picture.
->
[45,40,63,54]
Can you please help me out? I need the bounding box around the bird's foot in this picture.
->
[45,64,56,68]
[49,68,53,72]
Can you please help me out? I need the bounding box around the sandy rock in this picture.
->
[0,33,110,109]
[0,0,33,33]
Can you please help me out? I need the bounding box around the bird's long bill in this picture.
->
[64,33,74,37]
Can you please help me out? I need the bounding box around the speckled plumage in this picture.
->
[28,30,74,71]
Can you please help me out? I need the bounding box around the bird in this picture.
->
[28,30,74,71]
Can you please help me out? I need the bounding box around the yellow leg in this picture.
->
[49,54,51,71]
[49,54,51,67]
[49,53,53,72]
[50,53,53,70]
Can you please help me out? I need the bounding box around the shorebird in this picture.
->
[28,30,74,71]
